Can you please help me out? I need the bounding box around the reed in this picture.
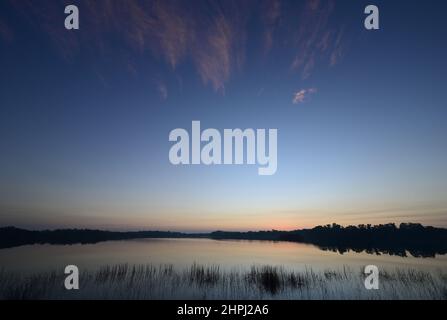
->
[0,264,445,300]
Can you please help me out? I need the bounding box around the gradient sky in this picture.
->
[0,0,446,231]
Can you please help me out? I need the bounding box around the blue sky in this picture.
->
[0,0,446,231]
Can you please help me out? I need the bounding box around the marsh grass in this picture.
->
[0,264,445,300]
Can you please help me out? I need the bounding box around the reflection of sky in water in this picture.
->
[1,239,446,274]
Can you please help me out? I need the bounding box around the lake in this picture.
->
[1,238,446,274]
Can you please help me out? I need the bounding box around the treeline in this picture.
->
[0,226,205,249]
[1,223,447,257]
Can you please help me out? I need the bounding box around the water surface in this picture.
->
[1,238,446,274]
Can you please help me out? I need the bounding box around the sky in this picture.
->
[0,0,446,232]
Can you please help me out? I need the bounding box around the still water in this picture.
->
[1,238,446,274]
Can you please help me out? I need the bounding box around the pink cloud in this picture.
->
[293,88,317,104]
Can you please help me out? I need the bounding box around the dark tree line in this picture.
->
[0,226,206,249]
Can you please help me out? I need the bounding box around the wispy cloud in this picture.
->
[90,0,246,94]
[330,28,346,66]
[292,87,317,104]
[1,0,246,93]
[290,0,346,79]
[261,0,281,54]
[2,0,348,93]
[146,1,192,69]
[193,16,233,93]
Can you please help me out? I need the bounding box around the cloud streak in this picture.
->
[262,0,281,54]
[290,0,346,79]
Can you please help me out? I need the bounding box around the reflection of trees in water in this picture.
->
[295,223,447,258]
[1,222,447,258]
[318,246,444,258]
